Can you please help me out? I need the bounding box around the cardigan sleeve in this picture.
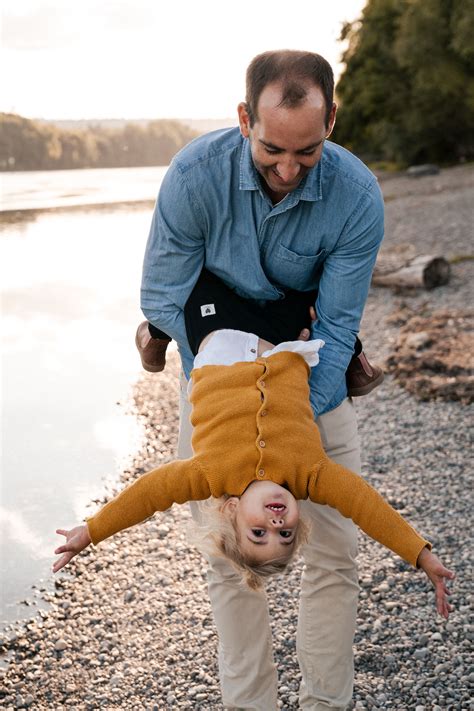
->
[86,457,210,545]
[308,459,431,567]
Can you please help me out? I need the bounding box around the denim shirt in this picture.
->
[141,127,384,416]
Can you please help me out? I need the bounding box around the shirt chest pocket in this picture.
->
[276,244,327,290]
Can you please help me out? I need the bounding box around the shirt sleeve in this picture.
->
[309,183,384,415]
[307,458,430,567]
[86,458,210,545]
[141,161,206,372]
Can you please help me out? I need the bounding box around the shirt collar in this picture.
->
[239,137,323,202]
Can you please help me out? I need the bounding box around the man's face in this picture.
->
[238,82,336,203]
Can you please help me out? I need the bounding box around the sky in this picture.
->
[1,0,366,121]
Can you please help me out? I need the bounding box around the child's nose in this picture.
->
[270,517,284,528]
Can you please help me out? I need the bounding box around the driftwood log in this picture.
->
[372,253,451,289]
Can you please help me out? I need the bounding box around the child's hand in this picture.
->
[417,547,455,619]
[53,524,92,573]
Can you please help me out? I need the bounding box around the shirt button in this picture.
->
[258,469,265,477]
[250,348,256,354]
[259,440,266,448]
[260,410,268,417]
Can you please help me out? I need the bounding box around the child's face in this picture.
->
[229,481,300,563]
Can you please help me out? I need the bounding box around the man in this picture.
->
[140,50,384,710]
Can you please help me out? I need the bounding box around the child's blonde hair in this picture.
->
[192,496,310,589]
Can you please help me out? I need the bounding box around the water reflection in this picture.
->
[1,202,161,623]
[1,166,167,211]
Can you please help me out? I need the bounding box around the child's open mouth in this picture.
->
[265,504,286,512]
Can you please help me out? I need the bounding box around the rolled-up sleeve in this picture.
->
[310,182,384,415]
[141,162,205,370]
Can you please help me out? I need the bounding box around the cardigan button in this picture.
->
[259,381,266,388]
[258,469,265,477]
[260,410,268,417]
[259,440,266,448]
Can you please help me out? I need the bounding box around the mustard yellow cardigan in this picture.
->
[87,352,429,567]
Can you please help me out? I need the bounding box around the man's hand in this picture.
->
[53,524,92,573]
[417,547,455,619]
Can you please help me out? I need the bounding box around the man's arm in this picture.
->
[141,162,206,371]
[310,183,384,415]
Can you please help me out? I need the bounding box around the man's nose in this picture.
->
[275,159,300,183]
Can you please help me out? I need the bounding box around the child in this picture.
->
[54,271,454,618]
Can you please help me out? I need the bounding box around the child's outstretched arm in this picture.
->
[53,457,209,572]
[309,459,455,617]
[53,525,92,573]
[417,547,455,619]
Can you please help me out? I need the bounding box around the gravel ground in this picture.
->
[1,164,473,710]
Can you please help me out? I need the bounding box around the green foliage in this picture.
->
[0,114,198,171]
[334,0,474,165]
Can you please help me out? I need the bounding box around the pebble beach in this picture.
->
[1,164,473,710]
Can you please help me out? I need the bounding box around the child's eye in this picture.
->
[279,530,293,539]
[251,528,266,537]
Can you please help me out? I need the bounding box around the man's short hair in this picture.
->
[245,50,334,128]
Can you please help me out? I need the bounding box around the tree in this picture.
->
[0,115,198,171]
[334,0,474,165]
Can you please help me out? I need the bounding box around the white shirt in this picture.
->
[189,329,324,393]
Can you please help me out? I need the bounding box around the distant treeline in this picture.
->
[0,114,198,171]
[334,0,474,166]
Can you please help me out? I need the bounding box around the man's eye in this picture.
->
[264,148,280,155]
[251,528,265,537]
[279,530,293,539]
[300,149,316,156]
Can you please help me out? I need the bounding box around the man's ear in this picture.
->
[237,102,251,138]
[326,102,337,139]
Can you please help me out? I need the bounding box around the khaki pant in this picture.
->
[178,373,361,711]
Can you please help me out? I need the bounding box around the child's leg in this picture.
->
[184,268,316,356]
[148,323,171,340]
[267,294,383,396]
[136,267,313,372]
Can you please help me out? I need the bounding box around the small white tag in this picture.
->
[200,303,216,317]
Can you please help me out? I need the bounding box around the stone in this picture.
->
[156,524,170,539]
[124,590,135,603]
[406,164,440,177]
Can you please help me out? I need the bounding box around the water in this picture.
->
[1,167,171,625]
[1,165,167,211]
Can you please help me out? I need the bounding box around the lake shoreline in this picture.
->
[0,199,156,220]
